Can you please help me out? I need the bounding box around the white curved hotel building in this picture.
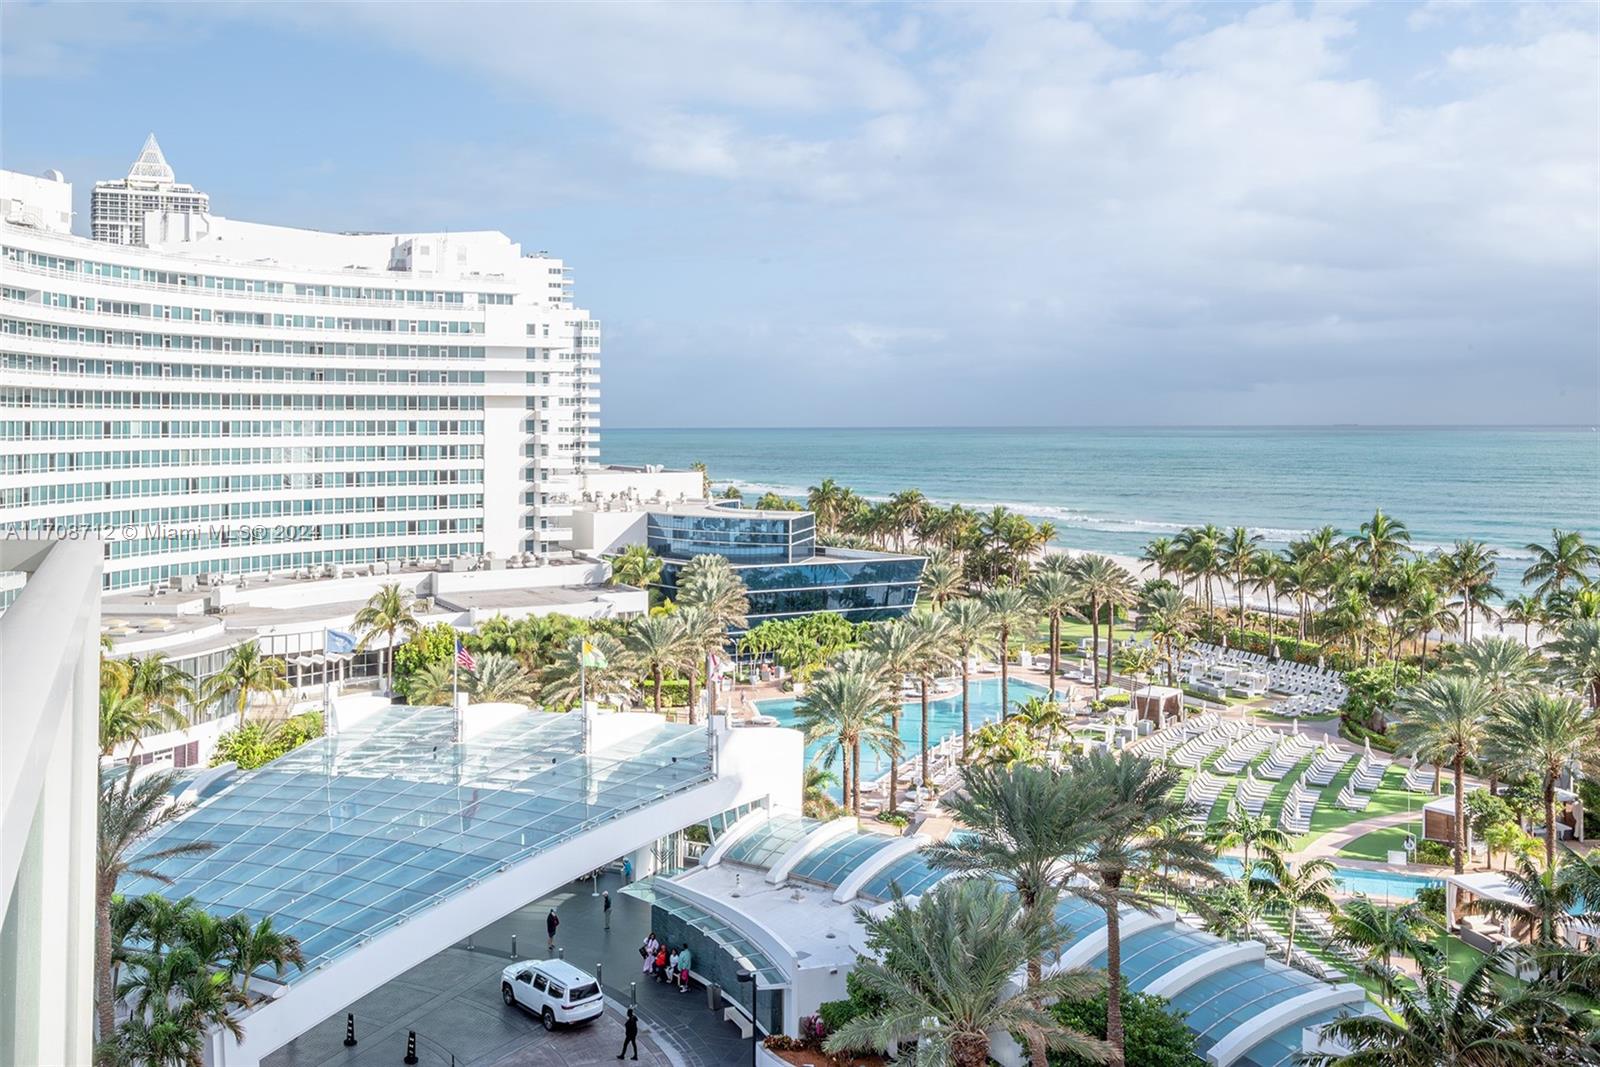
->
[0,165,598,593]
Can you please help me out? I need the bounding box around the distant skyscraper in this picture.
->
[89,134,209,245]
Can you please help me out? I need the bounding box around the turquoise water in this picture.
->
[1214,857,1440,901]
[759,677,1048,794]
[603,427,1599,567]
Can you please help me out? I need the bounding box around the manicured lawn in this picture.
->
[1338,825,1426,863]
[1295,764,1434,850]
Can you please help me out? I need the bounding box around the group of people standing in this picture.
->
[638,932,692,992]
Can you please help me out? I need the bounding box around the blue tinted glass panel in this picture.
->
[1168,961,1320,1051]
[722,815,818,870]
[859,852,950,901]
[790,833,894,887]
[1087,924,1218,990]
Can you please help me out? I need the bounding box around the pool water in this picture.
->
[759,677,1048,796]
[1213,857,1441,901]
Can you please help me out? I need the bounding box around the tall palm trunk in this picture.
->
[888,709,900,814]
[1104,604,1116,686]
[999,626,1011,716]
[1048,611,1060,700]
[1453,751,1466,874]
[95,882,115,1055]
[919,679,932,790]
[851,738,862,814]
[1089,597,1102,699]
[652,665,663,715]
[951,1032,992,1067]
[1543,774,1557,869]
[1103,876,1126,1066]
[959,654,972,760]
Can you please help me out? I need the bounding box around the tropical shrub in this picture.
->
[210,712,324,769]
[1414,840,1454,866]
[392,622,459,689]
[1342,662,1420,731]
[1049,985,1203,1067]
[638,678,690,706]
[1223,627,1325,664]
[1340,718,1399,753]
[875,811,909,828]
[1414,885,1446,919]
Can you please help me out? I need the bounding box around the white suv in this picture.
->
[500,959,604,1030]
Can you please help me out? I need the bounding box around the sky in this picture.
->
[3,1,1597,428]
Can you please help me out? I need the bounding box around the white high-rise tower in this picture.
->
[90,134,210,245]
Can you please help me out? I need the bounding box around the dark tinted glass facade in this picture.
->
[658,550,923,629]
[646,509,816,564]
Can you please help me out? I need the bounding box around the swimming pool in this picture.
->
[759,677,1048,797]
[1213,857,1441,901]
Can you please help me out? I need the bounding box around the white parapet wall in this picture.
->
[0,539,102,1067]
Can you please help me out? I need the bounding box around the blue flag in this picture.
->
[325,628,357,655]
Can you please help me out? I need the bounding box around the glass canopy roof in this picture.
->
[788,831,895,888]
[122,706,714,978]
[651,891,788,987]
[722,814,818,870]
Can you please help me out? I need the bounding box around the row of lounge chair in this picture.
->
[1169,721,1253,769]
[1212,726,1277,774]
[1231,769,1273,817]
[1279,775,1319,834]
[1129,711,1221,760]
[1258,729,1319,780]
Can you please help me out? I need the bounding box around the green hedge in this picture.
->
[1339,719,1398,753]
[210,711,325,770]
[638,679,689,706]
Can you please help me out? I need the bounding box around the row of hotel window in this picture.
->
[29,494,484,530]
[20,291,488,333]
[1,390,485,412]
[104,543,486,591]
[0,418,482,441]
[2,319,493,360]
[105,519,485,559]
[5,248,514,305]
[3,353,490,386]
[1,443,483,475]
[2,468,481,507]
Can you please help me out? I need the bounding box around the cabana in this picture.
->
[1131,684,1183,727]
[1444,870,1600,960]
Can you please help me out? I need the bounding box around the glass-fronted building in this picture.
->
[645,503,924,629]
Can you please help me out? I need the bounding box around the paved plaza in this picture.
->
[264,870,750,1067]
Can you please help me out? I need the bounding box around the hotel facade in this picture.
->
[0,164,599,593]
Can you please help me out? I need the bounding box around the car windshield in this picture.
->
[568,981,599,1002]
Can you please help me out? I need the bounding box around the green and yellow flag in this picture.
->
[580,639,607,669]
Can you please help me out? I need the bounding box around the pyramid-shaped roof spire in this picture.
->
[127,133,175,184]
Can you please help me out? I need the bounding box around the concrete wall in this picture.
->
[0,540,102,1067]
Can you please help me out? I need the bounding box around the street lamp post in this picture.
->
[735,969,757,1067]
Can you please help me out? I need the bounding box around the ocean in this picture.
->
[600,427,1600,568]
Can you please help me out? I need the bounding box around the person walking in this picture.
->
[603,890,612,931]
[546,908,559,950]
[616,1006,639,1060]
[622,857,633,882]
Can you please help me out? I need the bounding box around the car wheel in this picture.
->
[541,1007,556,1031]
[501,984,514,1006]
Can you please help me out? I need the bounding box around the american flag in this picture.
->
[455,639,476,671]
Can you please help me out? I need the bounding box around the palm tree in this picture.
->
[95,770,215,1050]
[1484,692,1593,867]
[1141,586,1193,686]
[1545,618,1600,708]
[1140,536,1176,582]
[823,879,1110,1067]
[197,640,288,729]
[1012,694,1069,753]
[674,604,724,723]
[978,585,1032,715]
[352,583,421,694]
[1435,540,1501,643]
[926,763,1103,984]
[905,610,956,789]
[1248,850,1337,965]
[464,653,537,704]
[1522,528,1599,601]
[1303,947,1581,1066]
[1499,593,1545,650]
[623,613,693,715]
[127,652,195,726]
[866,619,924,811]
[1400,585,1458,671]
[1392,674,1494,873]
[1073,555,1135,693]
[1219,526,1263,633]
[676,554,749,632]
[806,477,847,534]
[400,660,455,705]
[608,544,664,591]
[537,632,630,710]
[1064,750,1217,1065]
[1476,856,1583,968]
[1329,896,1439,974]
[99,689,170,758]
[224,913,304,1004]
[919,552,966,608]
[1028,564,1081,700]
[1351,508,1412,572]
[1207,808,1289,877]
[944,598,995,760]
[794,651,897,814]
